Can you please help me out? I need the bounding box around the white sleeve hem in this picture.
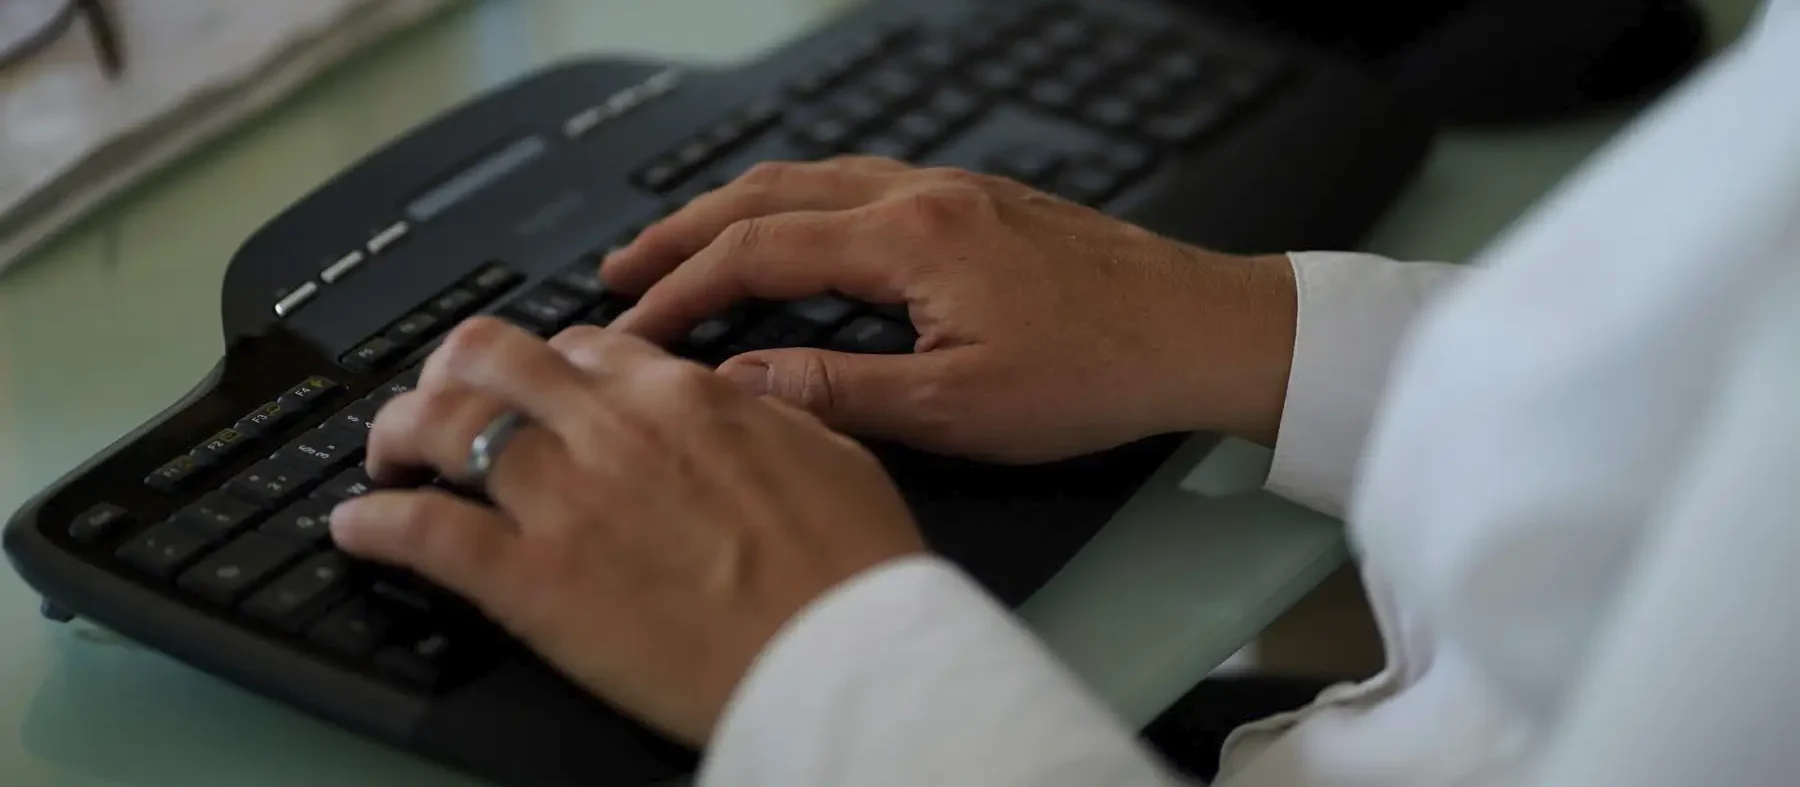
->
[700,554,1182,787]
[1264,252,1467,518]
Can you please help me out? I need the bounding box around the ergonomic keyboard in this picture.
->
[3,0,1433,785]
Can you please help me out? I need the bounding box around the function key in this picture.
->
[171,491,261,539]
[829,316,918,355]
[68,503,132,544]
[307,598,391,659]
[226,458,313,508]
[278,425,364,471]
[312,465,375,503]
[428,286,481,320]
[241,552,351,632]
[235,400,299,438]
[115,521,215,579]
[279,376,341,410]
[193,427,250,467]
[177,531,307,606]
[144,455,202,494]
[499,288,585,335]
[550,263,606,300]
[332,399,380,435]
[386,312,441,347]
[467,264,522,297]
[260,499,337,546]
[341,336,400,373]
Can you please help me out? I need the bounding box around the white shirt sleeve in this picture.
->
[699,555,1188,787]
[1263,252,1467,517]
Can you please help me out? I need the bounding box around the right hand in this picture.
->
[605,156,1299,463]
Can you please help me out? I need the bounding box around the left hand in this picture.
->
[328,316,926,746]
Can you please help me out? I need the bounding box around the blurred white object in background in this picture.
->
[0,0,452,274]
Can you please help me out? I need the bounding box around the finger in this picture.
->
[602,156,907,294]
[612,207,907,344]
[547,323,673,376]
[715,346,958,442]
[331,489,523,613]
[366,386,570,518]
[421,317,598,435]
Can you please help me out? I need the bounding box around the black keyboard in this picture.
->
[3,1,1433,785]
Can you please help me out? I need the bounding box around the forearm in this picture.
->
[700,556,1188,787]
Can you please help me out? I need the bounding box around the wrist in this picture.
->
[1147,250,1297,447]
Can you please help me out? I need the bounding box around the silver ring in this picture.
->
[466,410,525,489]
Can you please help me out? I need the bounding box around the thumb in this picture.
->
[717,348,946,439]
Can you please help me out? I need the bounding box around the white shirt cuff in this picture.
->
[700,555,1180,787]
[1264,252,1466,517]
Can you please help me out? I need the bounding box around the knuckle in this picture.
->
[438,317,510,368]
[719,216,769,258]
[740,160,798,187]
[894,181,996,233]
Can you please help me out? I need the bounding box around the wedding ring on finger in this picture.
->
[466,410,527,492]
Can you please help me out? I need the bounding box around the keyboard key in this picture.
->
[68,503,132,544]
[279,376,341,410]
[332,399,380,435]
[193,427,250,467]
[241,552,351,632]
[365,366,422,405]
[171,492,261,539]
[467,263,521,297]
[1084,96,1139,129]
[116,522,215,579]
[895,111,947,146]
[313,466,375,503]
[1098,141,1154,175]
[1027,79,1080,110]
[1095,32,1145,66]
[722,314,824,355]
[1053,164,1121,205]
[1124,71,1174,106]
[374,632,459,688]
[927,86,983,125]
[1060,56,1109,91]
[144,454,203,494]
[794,113,854,150]
[833,90,887,129]
[235,400,299,438]
[867,67,923,105]
[585,297,636,327]
[909,39,960,71]
[1005,39,1055,72]
[278,425,363,471]
[307,599,390,658]
[972,61,1024,93]
[637,158,683,192]
[386,312,441,347]
[428,286,481,320]
[551,263,606,300]
[785,294,859,327]
[260,499,337,545]
[341,336,400,372]
[1157,51,1204,83]
[1144,98,1229,144]
[227,458,313,508]
[829,316,918,355]
[500,288,584,334]
[177,531,307,606]
[1042,17,1096,50]
[685,316,740,353]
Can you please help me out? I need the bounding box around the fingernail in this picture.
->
[720,361,770,395]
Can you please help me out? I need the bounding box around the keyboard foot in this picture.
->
[40,599,75,623]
